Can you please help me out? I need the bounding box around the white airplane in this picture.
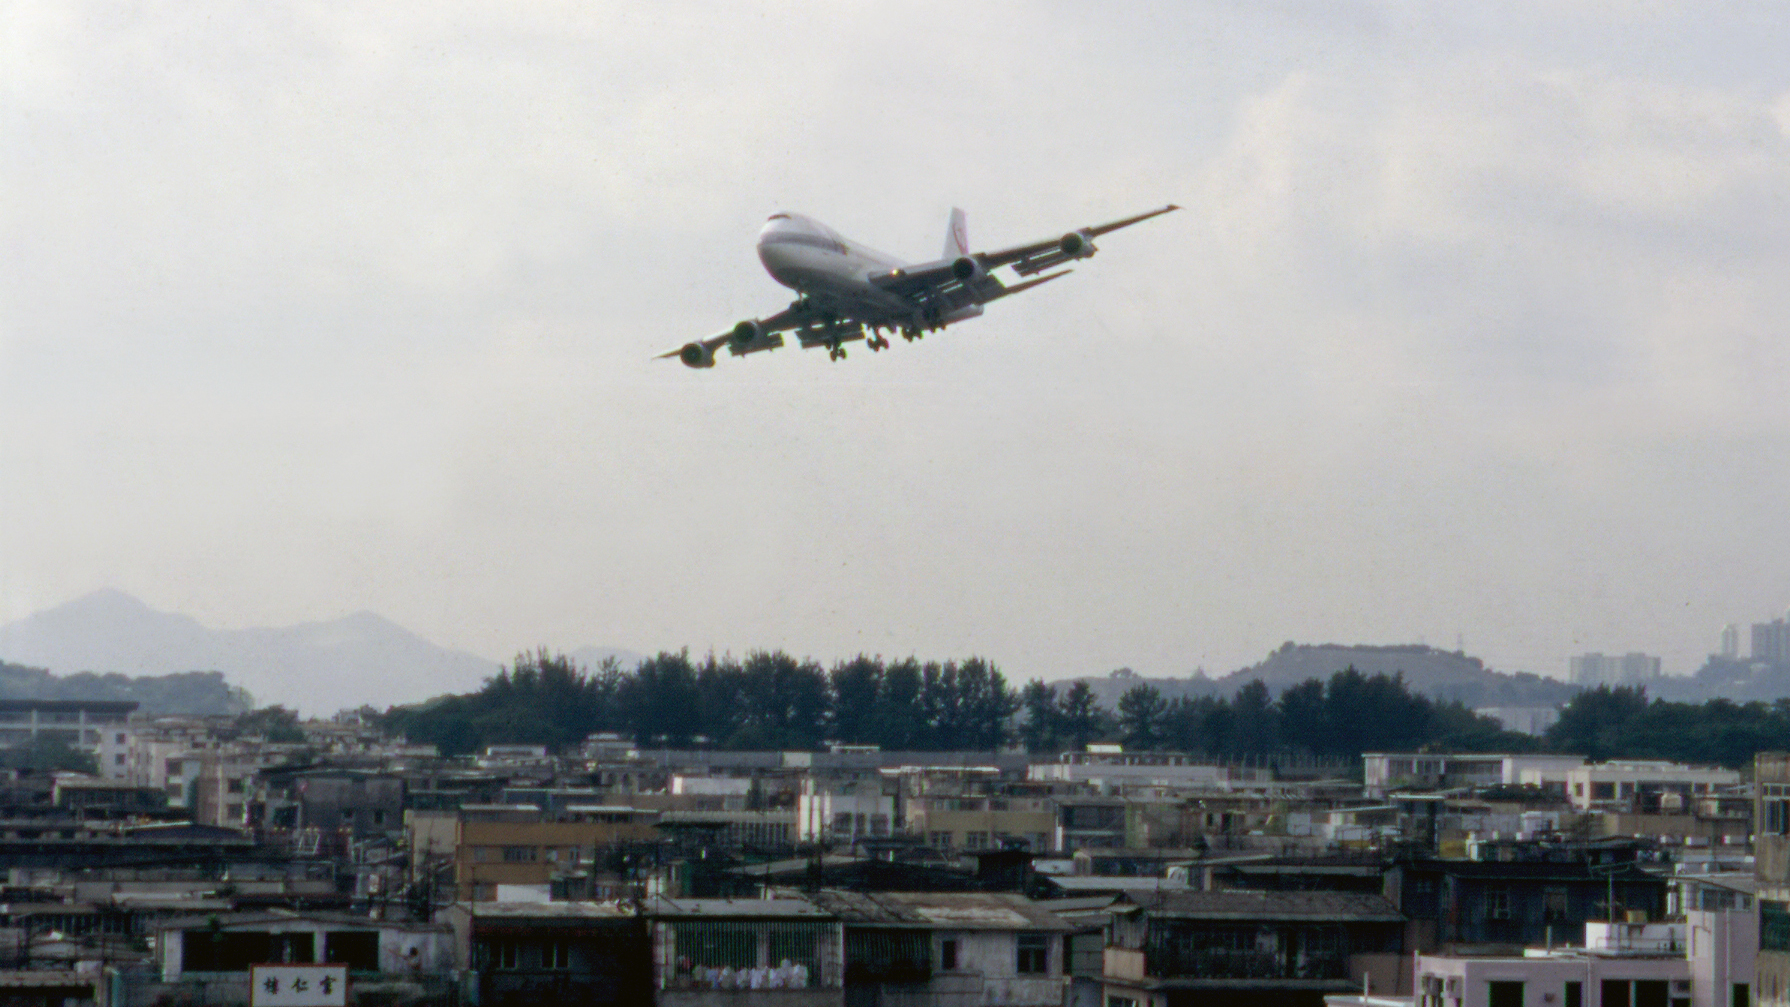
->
[659,204,1179,367]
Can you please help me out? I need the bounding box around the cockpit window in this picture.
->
[767,213,791,221]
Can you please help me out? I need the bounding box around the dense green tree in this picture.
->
[1227,680,1278,757]
[0,733,98,774]
[625,651,702,747]
[1057,681,1104,751]
[729,651,830,750]
[1019,680,1062,753]
[828,656,884,744]
[231,705,306,744]
[874,659,925,750]
[1162,695,1221,755]
[1276,680,1327,752]
[1118,684,1167,750]
[1546,685,1649,760]
[950,658,1017,751]
[1324,668,1430,757]
[1429,701,1538,753]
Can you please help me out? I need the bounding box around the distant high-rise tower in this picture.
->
[1754,614,1790,662]
[1569,652,1662,687]
[1721,624,1741,660]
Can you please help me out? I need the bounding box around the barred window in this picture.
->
[664,921,827,989]
[1017,933,1049,975]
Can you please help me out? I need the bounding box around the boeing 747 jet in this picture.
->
[659,204,1178,366]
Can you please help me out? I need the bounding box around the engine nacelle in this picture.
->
[730,320,765,350]
[1059,229,1097,258]
[678,342,715,368]
[950,255,985,282]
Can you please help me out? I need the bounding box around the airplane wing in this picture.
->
[867,204,1180,295]
[653,301,822,367]
[979,203,1180,275]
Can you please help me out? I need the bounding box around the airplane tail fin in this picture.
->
[942,207,968,260]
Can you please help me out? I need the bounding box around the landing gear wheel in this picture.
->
[828,347,846,361]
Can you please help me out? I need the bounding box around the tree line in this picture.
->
[1543,685,1790,768]
[378,652,1790,768]
[380,651,1534,759]
[381,650,1018,757]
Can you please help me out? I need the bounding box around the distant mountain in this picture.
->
[0,661,249,716]
[0,590,502,715]
[1063,643,1582,710]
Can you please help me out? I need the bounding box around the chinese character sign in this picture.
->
[250,965,349,1007]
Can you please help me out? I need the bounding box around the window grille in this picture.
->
[844,930,930,984]
[660,921,838,990]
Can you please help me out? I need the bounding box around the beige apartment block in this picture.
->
[409,804,660,901]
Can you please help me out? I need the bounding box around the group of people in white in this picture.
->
[680,958,811,990]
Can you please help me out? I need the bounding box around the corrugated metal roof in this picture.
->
[807,891,1070,931]
[1126,890,1405,923]
[467,902,634,919]
[648,897,833,919]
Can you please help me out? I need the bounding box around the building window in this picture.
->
[1566,981,1582,1007]
[1017,933,1049,975]
[1544,887,1569,922]
[502,846,538,863]
[1488,980,1524,1007]
[495,940,520,969]
[939,938,958,971]
[1762,901,1790,952]
[1487,889,1511,920]
[545,941,570,970]
[227,778,244,794]
[472,846,493,863]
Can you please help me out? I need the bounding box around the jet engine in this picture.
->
[730,320,765,350]
[678,342,715,368]
[950,255,985,282]
[1059,229,1098,258]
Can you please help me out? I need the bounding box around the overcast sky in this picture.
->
[5,1,1790,695]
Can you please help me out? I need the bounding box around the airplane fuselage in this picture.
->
[756,213,974,325]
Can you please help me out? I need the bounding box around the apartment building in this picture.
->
[1563,761,1740,812]
[410,803,661,901]
[0,700,136,780]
